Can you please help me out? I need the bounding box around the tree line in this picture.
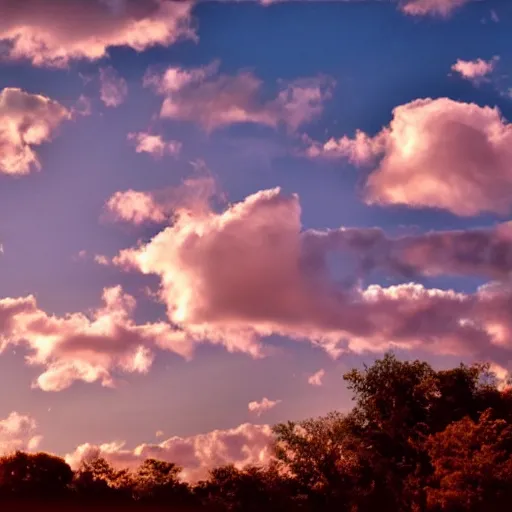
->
[2,354,512,511]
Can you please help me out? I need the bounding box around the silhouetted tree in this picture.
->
[133,458,192,504]
[0,451,73,501]
[1,354,511,511]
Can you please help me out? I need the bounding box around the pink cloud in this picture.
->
[0,412,42,454]
[308,369,325,386]
[219,0,470,18]
[0,0,194,68]
[0,87,70,175]
[248,398,281,416]
[105,190,168,225]
[128,131,182,159]
[0,286,193,391]
[400,0,471,17]
[303,221,512,281]
[145,61,334,132]
[65,423,273,482]
[105,177,219,226]
[308,97,512,216]
[451,57,499,83]
[99,66,128,108]
[112,185,512,362]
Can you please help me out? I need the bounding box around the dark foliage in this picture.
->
[2,353,512,511]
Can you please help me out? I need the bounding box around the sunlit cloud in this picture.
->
[0,0,195,68]
[128,131,182,159]
[308,97,512,216]
[0,88,70,175]
[66,422,273,482]
[248,397,281,416]
[0,412,42,454]
[145,61,334,132]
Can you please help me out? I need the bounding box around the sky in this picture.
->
[0,0,512,481]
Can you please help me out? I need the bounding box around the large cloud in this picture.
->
[308,98,512,216]
[145,61,334,132]
[113,185,512,363]
[0,286,192,391]
[0,412,42,454]
[65,423,273,482]
[0,0,194,68]
[0,88,70,175]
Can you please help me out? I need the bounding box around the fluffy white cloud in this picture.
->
[128,131,182,159]
[66,423,273,482]
[99,66,128,107]
[112,184,512,363]
[248,398,281,416]
[0,88,70,175]
[0,0,194,68]
[0,286,192,391]
[0,412,42,454]
[145,61,334,132]
[308,97,512,216]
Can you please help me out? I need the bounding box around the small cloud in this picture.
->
[99,66,128,108]
[0,88,70,175]
[400,0,471,18]
[71,95,92,118]
[94,254,110,266]
[155,430,164,438]
[128,131,181,159]
[248,397,281,416]
[308,369,325,386]
[451,56,499,84]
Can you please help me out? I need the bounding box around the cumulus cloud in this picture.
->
[65,423,273,482]
[0,0,194,68]
[451,57,499,83]
[105,176,219,226]
[308,369,325,386]
[0,286,193,391]
[145,61,334,132]
[99,67,128,107]
[248,398,281,416]
[308,97,512,216]
[128,131,182,159]
[0,87,70,175]
[112,185,512,362]
[0,412,42,454]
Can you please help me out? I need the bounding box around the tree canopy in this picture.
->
[0,354,511,511]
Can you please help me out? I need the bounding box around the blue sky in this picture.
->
[0,0,511,476]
